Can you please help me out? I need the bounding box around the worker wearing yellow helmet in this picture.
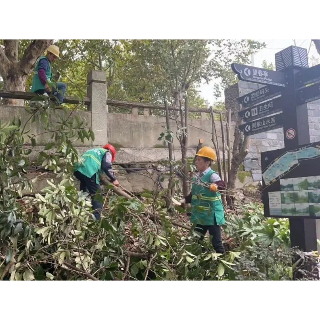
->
[182,146,226,253]
[31,44,67,104]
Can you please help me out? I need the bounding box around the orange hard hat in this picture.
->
[103,144,116,162]
[196,146,217,161]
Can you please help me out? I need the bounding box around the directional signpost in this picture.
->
[239,113,283,136]
[238,97,282,122]
[238,85,281,108]
[295,64,320,88]
[231,63,286,87]
[296,82,320,105]
[232,46,320,256]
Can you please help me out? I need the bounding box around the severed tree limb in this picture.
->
[123,255,131,281]
[123,251,150,280]
[100,175,191,231]
[144,252,157,280]
[62,262,98,281]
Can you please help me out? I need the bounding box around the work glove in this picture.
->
[180,198,186,209]
[209,183,218,192]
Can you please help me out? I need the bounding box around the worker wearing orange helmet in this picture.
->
[31,44,66,104]
[182,146,226,253]
[74,144,119,220]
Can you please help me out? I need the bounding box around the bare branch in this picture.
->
[144,252,157,280]
[62,262,99,281]
[19,40,53,76]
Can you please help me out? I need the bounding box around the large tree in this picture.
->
[120,40,264,196]
[0,39,53,105]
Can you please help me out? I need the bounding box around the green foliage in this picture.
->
[0,99,95,280]
[237,170,252,183]
[224,203,291,248]
[261,60,275,70]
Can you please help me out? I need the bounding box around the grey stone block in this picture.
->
[309,129,320,137]
[252,173,262,181]
[254,132,268,139]
[266,133,278,140]
[309,116,318,123]
[87,70,106,84]
[312,110,320,117]
[261,140,272,147]
[249,145,258,152]
[307,104,318,110]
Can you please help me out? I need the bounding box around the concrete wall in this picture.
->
[107,112,234,148]
[0,105,92,146]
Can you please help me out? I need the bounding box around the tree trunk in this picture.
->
[177,91,189,197]
[219,112,227,183]
[210,107,222,178]
[2,72,28,106]
[227,114,250,207]
[0,40,53,106]
[164,99,175,211]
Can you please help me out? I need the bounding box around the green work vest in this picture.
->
[74,148,108,184]
[190,169,225,226]
[31,56,52,92]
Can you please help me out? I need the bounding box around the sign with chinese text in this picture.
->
[231,63,286,87]
[239,113,283,136]
[238,85,281,108]
[238,97,282,122]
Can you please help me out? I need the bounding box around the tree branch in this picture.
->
[4,40,19,62]
[0,46,11,77]
[144,252,157,280]
[62,262,99,281]
[19,40,53,76]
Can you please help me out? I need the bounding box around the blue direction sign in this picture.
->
[232,63,286,87]
[295,64,320,88]
[296,82,320,105]
[238,85,281,108]
[239,113,283,136]
[238,97,282,122]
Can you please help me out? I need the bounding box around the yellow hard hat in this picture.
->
[47,45,60,58]
[196,146,217,161]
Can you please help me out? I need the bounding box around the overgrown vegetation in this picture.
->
[0,100,319,281]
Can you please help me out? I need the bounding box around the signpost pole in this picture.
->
[281,66,317,252]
